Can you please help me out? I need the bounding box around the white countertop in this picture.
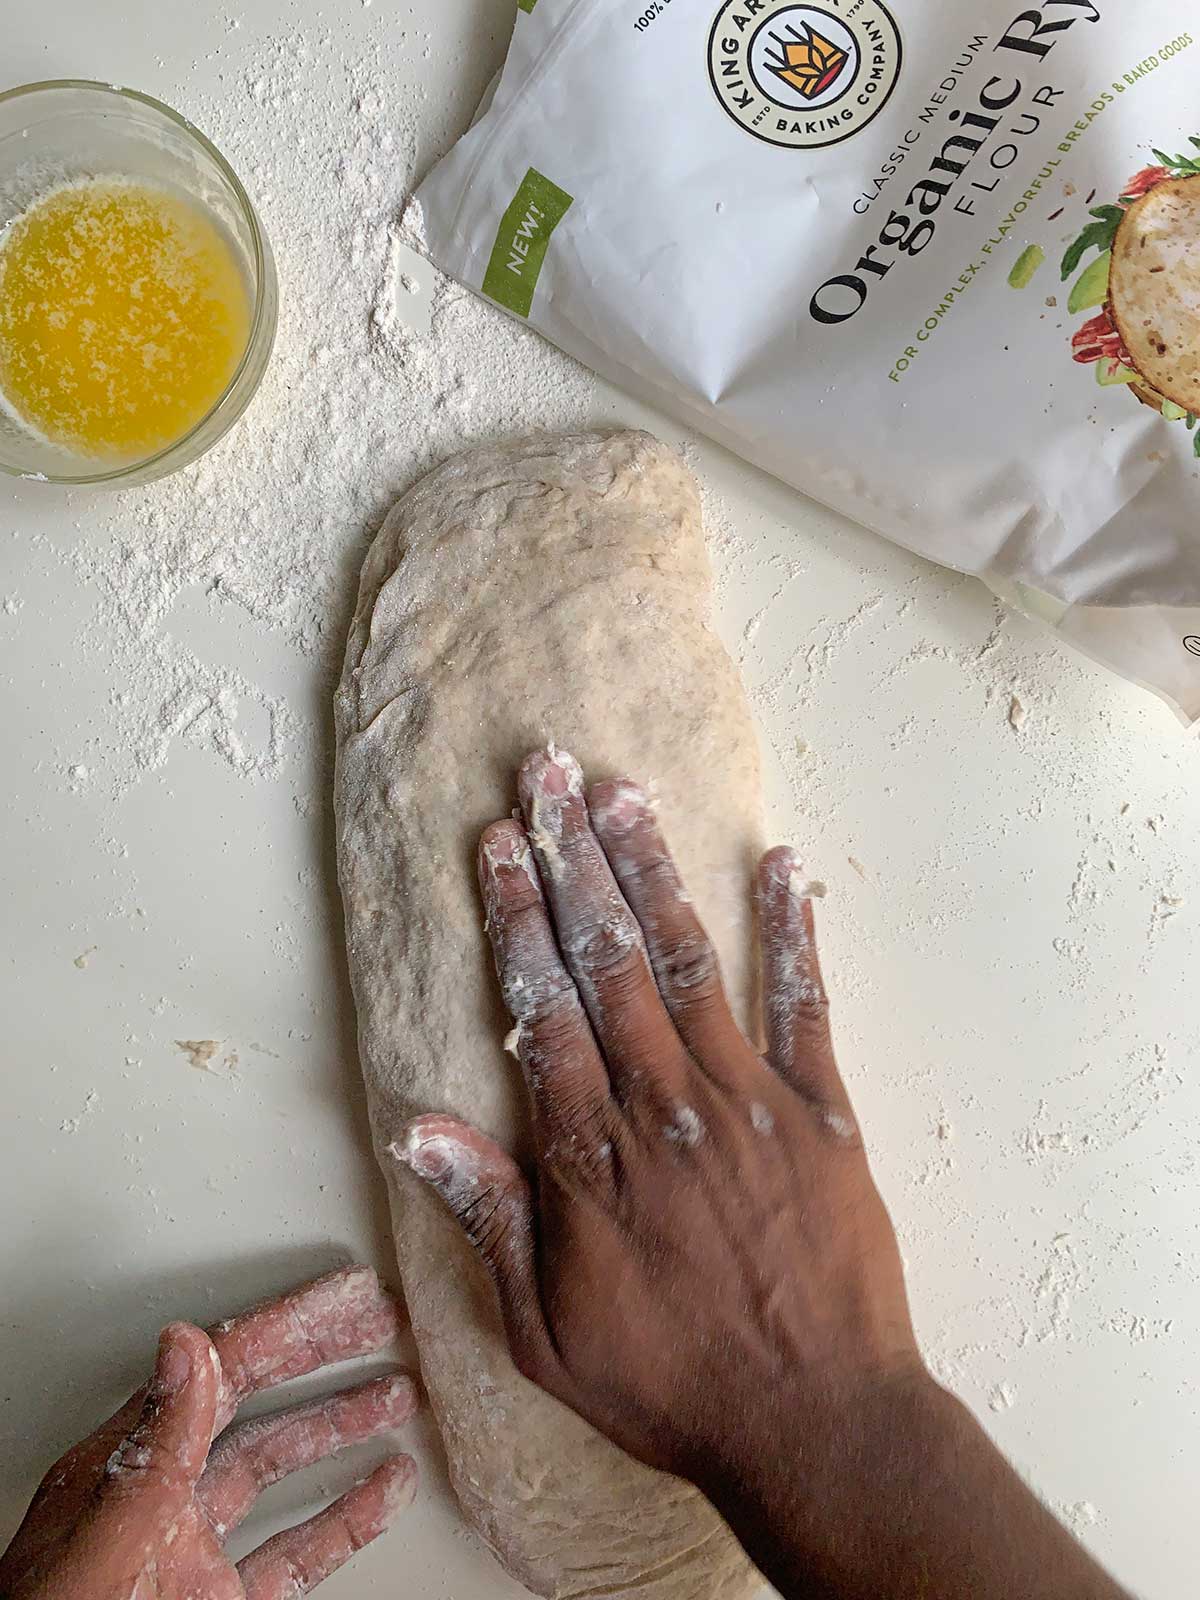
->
[1,4,1197,1598]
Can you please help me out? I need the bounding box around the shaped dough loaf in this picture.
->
[335,430,764,1599]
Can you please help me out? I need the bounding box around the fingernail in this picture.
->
[766,848,826,900]
[538,759,569,797]
[391,1128,451,1183]
[381,1458,419,1516]
[154,1328,192,1396]
[382,1373,420,1420]
[481,826,526,873]
[525,746,583,800]
[590,780,647,835]
[766,847,802,884]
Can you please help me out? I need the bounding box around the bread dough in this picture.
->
[335,430,764,1599]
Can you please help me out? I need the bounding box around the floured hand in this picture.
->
[396,745,917,1481]
[0,1268,418,1600]
[397,748,1133,1600]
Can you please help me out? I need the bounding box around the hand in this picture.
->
[0,1267,418,1600]
[397,746,918,1479]
[396,746,915,1483]
[396,748,1132,1600]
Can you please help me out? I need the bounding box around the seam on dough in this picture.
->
[562,1518,746,1600]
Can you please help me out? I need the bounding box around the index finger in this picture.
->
[208,1267,403,1431]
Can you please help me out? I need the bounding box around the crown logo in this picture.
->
[765,23,851,99]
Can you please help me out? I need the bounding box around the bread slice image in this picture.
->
[1109,174,1200,414]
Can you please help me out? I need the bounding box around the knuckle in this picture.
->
[204,1424,245,1472]
[105,1437,153,1482]
[626,850,676,894]
[815,1103,863,1149]
[501,964,578,1025]
[106,1434,191,1499]
[769,945,828,1014]
[225,1415,288,1473]
[459,1185,516,1253]
[660,933,719,998]
[492,873,543,918]
[280,1551,310,1593]
[485,882,544,944]
[542,1102,616,1172]
[346,1511,375,1557]
[565,913,642,979]
[767,982,829,1039]
[523,992,590,1061]
[482,839,543,918]
[798,989,832,1023]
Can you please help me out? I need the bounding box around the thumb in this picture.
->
[70,1323,219,1583]
[392,1116,555,1383]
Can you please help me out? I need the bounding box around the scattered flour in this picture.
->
[988,1381,1016,1413]
[39,22,596,802]
[3,15,1196,1579]
[60,1088,99,1135]
[1053,1500,1101,1536]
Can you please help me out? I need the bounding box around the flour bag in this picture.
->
[414,1,1200,722]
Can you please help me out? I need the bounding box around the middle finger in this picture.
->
[198,1373,418,1537]
[478,819,614,1149]
[518,748,687,1098]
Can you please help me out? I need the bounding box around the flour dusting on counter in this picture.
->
[36,24,596,801]
[1,10,1198,1592]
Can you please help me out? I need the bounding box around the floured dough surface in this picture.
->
[335,430,765,1599]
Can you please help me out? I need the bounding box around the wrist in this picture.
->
[697,1360,949,1526]
[695,1369,1129,1600]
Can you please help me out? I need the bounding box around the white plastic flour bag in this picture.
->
[414,1,1200,722]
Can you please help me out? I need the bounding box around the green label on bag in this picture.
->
[482,168,573,318]
[517,0,538,11]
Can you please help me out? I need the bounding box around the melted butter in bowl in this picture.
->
[0,178,252,464]
[0,81,278,488]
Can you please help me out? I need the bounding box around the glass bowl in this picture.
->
[0,80,278,488]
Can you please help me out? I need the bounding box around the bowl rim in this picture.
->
[0,78,273,487]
